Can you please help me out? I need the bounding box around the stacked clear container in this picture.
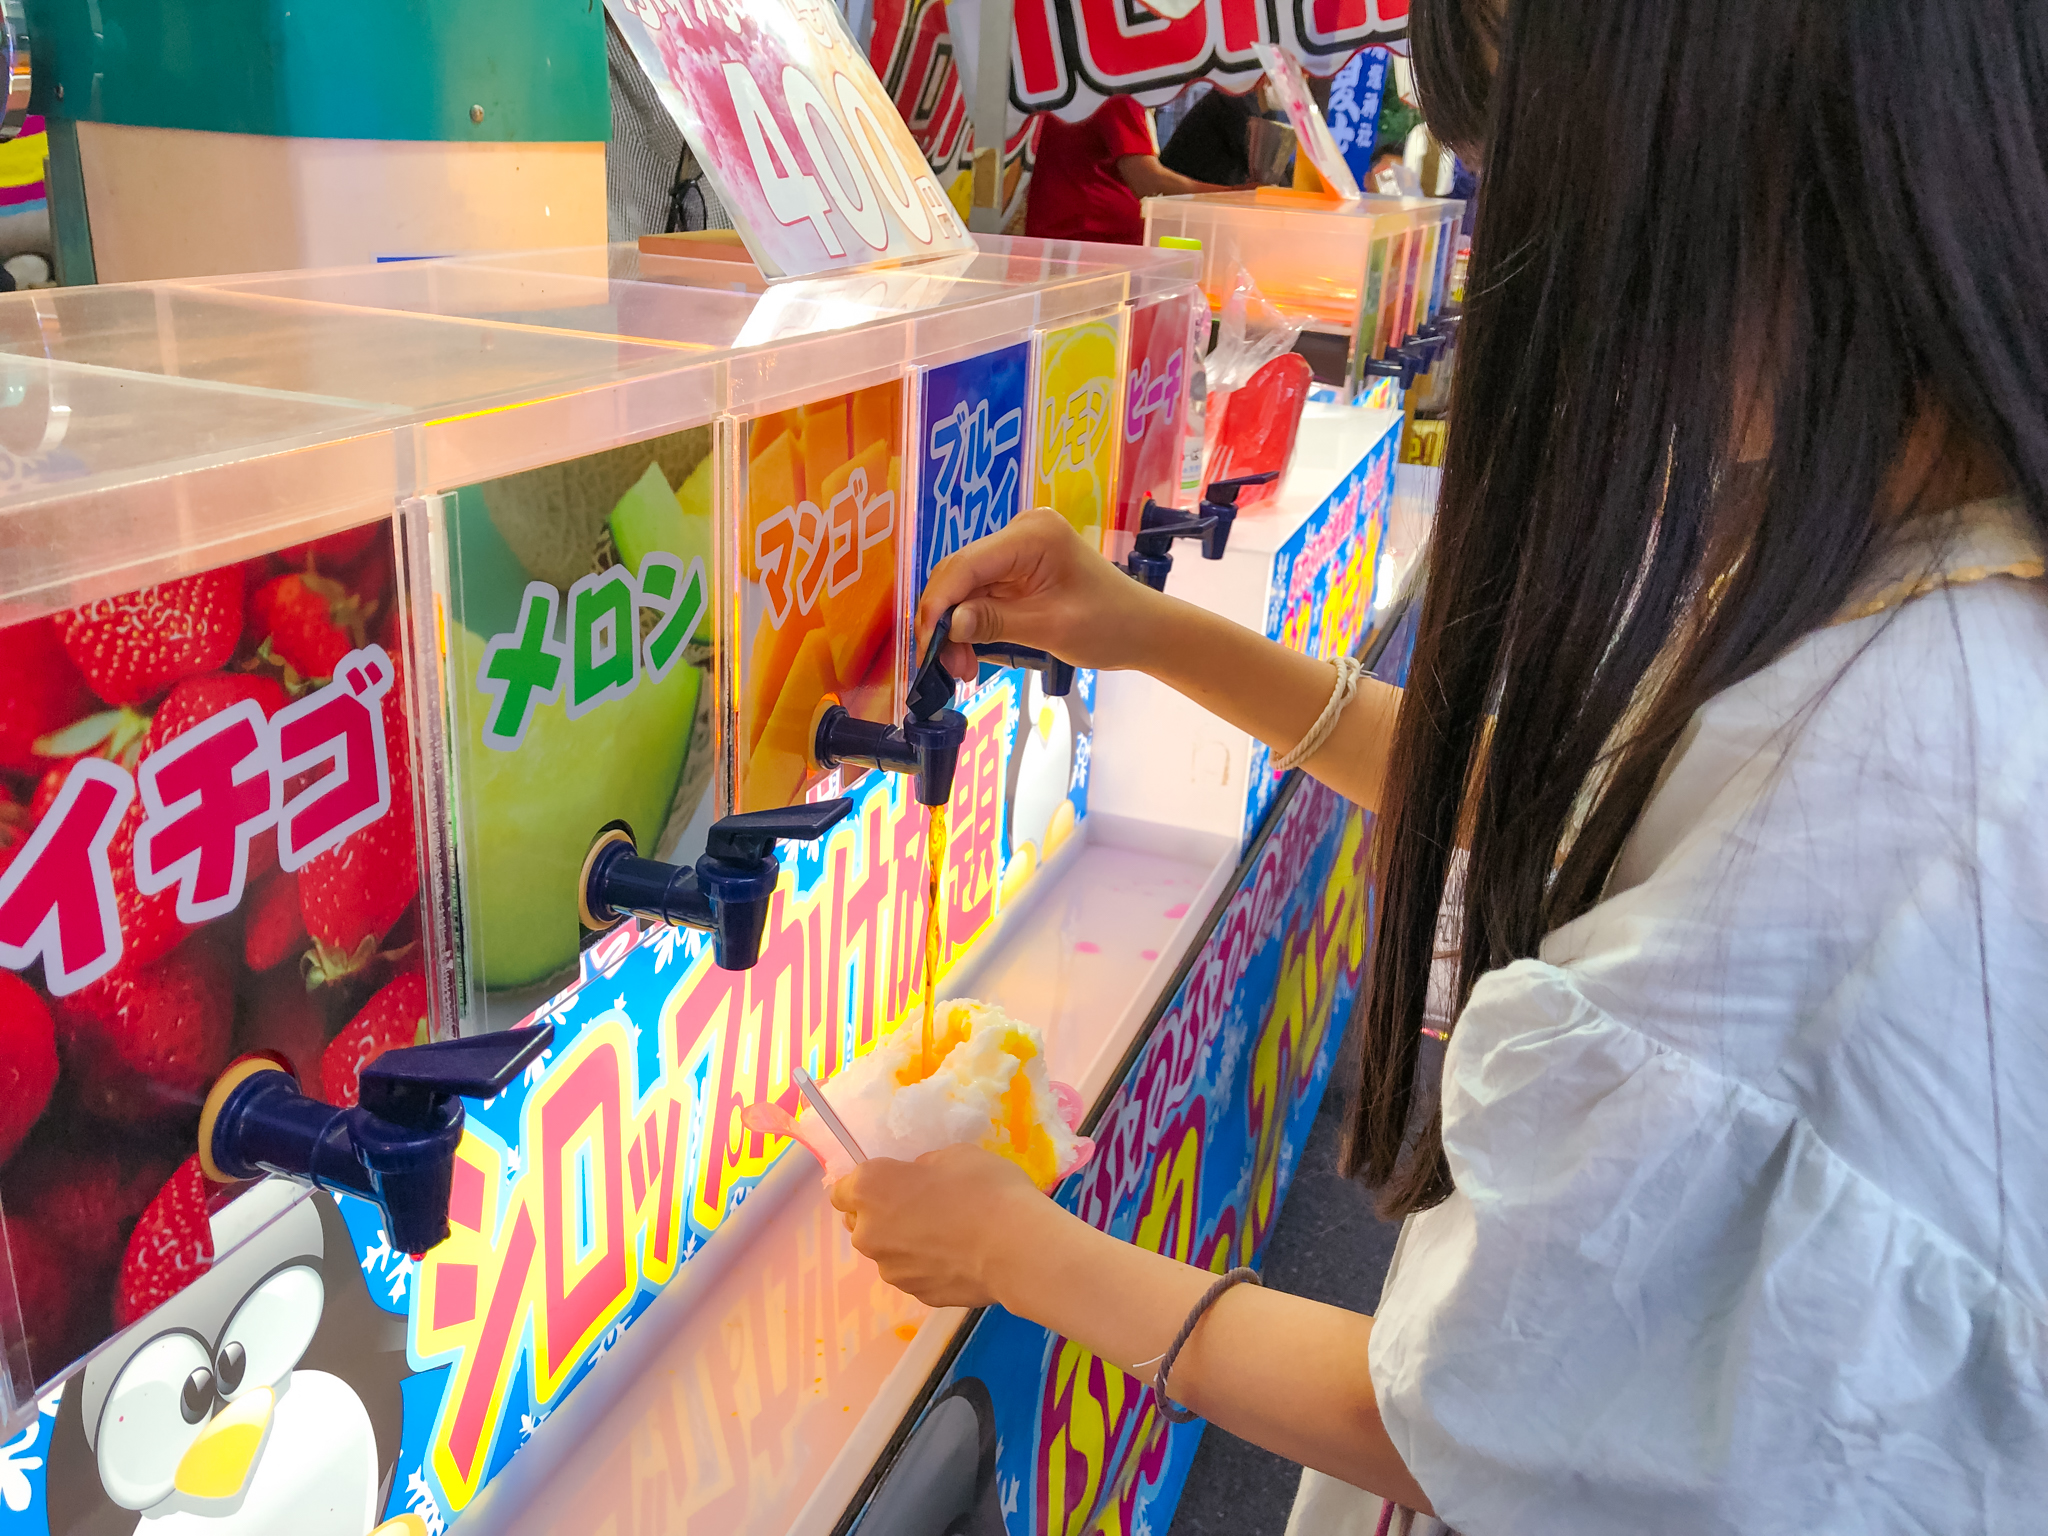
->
[1141,189,1465,398]
[0,240,1199,1426]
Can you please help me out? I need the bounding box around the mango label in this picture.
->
[736,382,906,812]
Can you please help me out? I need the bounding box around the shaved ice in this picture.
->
[774,999,1091,1189]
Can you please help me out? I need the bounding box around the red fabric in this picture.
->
[1024,96,1155,245]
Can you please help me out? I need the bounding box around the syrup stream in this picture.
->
[920,803,947,1077]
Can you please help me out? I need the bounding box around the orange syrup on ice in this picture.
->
[920,803,947,1076]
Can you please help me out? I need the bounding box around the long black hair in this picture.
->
[1351,0,2048,1214]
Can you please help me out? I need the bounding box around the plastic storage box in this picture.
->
[1142,189,1464,396]
[0,239,1199,1427]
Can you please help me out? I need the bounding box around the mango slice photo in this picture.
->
[734,381,905,811]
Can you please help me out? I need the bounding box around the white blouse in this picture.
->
[1310,502,2048,1535]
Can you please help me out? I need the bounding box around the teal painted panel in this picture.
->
[24,0,607,143]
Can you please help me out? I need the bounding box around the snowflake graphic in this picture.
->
[519,1406,553,1442]
[1000,1475,1020,1519]
[358,1228,419,1302]
[649,925,687,973]
[596,1311,636,1362]
[405,1467,447,1536]
[1,1420,44,1514]
[507,1147,524,1177]
[524,1046,554,1086]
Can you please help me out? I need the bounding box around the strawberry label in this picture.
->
[1,646,399,996]
[475,556,707,752]
[0,757,135,994]
[132,700,283,925]
[2,520,426,1415]
[275,647,396,866]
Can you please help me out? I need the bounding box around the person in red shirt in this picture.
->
[1025,96,1234,245]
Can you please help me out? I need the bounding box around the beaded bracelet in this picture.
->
[1151,1267,1262,1423]
[1273,656,1366,772]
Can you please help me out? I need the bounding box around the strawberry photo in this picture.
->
[0,517,435,1390]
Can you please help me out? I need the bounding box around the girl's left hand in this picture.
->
[830,1145,1045,1309]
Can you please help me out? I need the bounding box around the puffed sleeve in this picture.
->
[1367,958,2048,1535]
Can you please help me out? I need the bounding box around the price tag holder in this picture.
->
[1255,42,1364,201]
[607,0,976,279]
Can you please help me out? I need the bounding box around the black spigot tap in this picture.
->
[1362,346,1425,390]
[198,1026,555,1256]
[1363,309,1457,391]
[964,621,1075,699]
[1417,310,1460,363]
[815,607,1075,805]
[1123,471,1279,592]
[580,798,855,969]
[814,614,967,807]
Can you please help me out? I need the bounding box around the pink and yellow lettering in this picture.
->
[1132,1105,1204,1266]
[416,1128,535,1507]
[1037,1105,1205,1532]
[1039,1341,1132,1536]
[1321,496,1376,663]
[1244,806,1369,1260]
[1021,798,1370,1536]
[944,700,1004,957]
[538,1027,634,1391]
[491,1154,922,1534]
[829,793,903,1055]
[414,681,1021,1512]
[639,1094,688,1282]
[680,953,788,1233]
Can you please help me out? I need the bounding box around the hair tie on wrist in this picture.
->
[1153,1267,1261,1423]
[1274,657,1366,772]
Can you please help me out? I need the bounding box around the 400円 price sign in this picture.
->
[606,0,975,278]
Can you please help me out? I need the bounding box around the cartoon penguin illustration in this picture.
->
[43,1182,409,1536]
[1002,669,1090,901]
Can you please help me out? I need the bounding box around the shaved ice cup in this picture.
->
[743,999,1096,1189]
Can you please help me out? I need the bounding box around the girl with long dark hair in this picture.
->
[832,1,2048,1528]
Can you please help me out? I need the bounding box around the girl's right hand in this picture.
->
[915,507,1166,681]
